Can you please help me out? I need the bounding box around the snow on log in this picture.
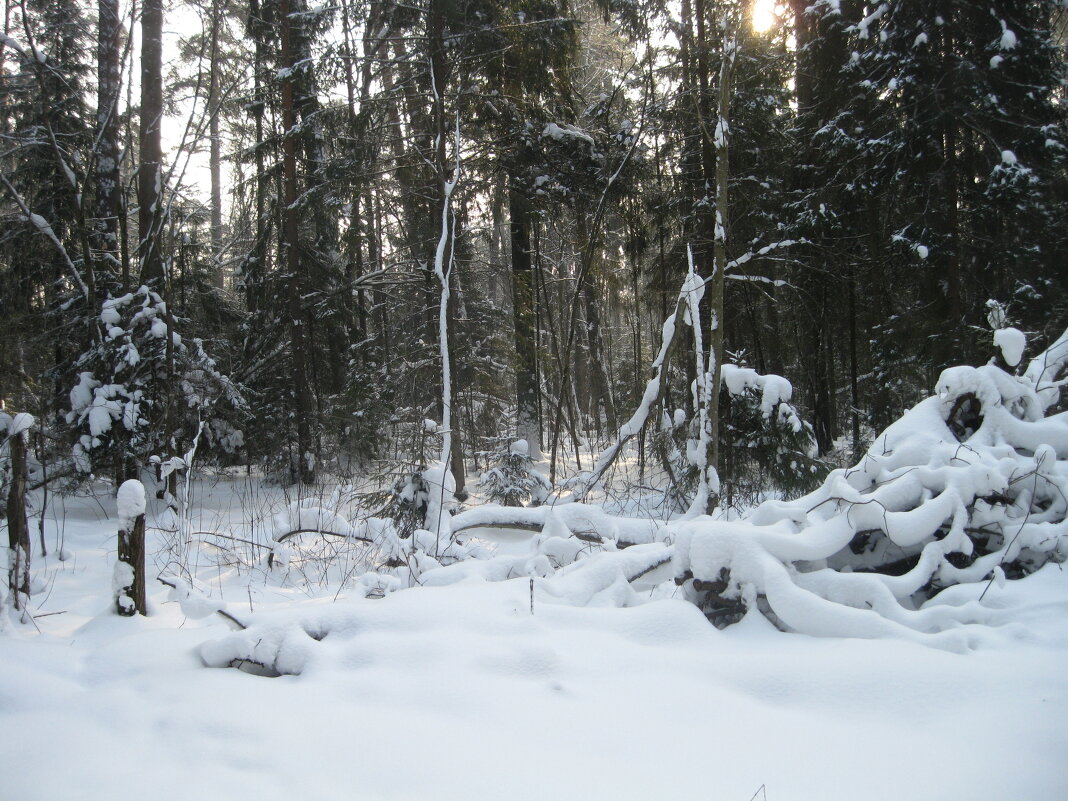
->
[669,344,1068,643]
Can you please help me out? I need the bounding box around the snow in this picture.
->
[8,412,34,438]
[99,302,122,327]
[4,335,1067,799]
[714,118,728,148]
[853,2,887,40]
[165,577,225,620]
[999,23,1018,50]
[87,397,117,437]
[542,122,595,148]
[272,501,358,539]
[1,482,1066,801]
[1001,149,1017,165]
[1,33,28,58]
[422,461,457,541]
[1024,326,1068,411]
[994,326,1026,367]
[721,364,796,424]
[68,372,98,416]
[453,501,661,547]
[116,479,146,527]
[27,212,54,236]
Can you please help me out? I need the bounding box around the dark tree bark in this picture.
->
[6,422,31,610]
[116,507,146,616]
[280,0,315,485]
[510,186,540,455]
[207,0,224,289]
[137,0,164,285]
[94,0,122,282]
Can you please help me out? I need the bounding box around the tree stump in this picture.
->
[115,479,147,616]
[6,418,31,610]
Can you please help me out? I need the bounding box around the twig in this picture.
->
[194,531,273,549]
[625,554,673,584]
[156,576,248,630]
[272,528,374,545]
[979,472,1038,602]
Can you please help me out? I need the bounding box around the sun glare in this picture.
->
[751,0,779,33]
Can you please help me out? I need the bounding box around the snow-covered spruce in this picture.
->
[478,439,551,507]
[670,330,1068,639]
[67,286,246,479]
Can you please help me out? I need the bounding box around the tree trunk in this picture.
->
[6,422,31,610]
[116,511,146,616]
[207,0,224,289]
[700,23,737,515]
[581,263,618,435]
[137,0,164,285]
[0,0,10,137]
[94,0,122,283]
[280,0,315,485]
[244,0,270,319]
[510,187,540,456]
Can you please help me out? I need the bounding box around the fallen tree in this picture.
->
[198,327,1068,671]
[669,327,1068,641]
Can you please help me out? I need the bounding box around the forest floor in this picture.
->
[2,475,1067,801]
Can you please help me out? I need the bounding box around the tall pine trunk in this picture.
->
[94,0,122,283]
[280,0,315,485]
[510,186,540,456]
[208,0,224,289]
[137,0,164,286]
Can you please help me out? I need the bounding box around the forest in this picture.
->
[1,1,1068,798]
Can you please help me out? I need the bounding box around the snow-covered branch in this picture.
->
[0,173,90,300]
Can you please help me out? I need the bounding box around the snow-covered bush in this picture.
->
[652,364,825,511]
[670,328,1068,638]
[718,364,826,507]
[389,467,430,538]
[389,462,456,538]
[66,286,246,482]
[478,439,551,507]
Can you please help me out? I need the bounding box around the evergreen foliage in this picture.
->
[0,0,1063,511]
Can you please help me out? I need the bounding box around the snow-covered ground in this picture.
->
[3,480,1067,801]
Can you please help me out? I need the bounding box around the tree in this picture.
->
[94,0,125,287]
[138,0,165,287]
[3,413,33,613]
[114,478,146,616]
[279,0,316,485]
